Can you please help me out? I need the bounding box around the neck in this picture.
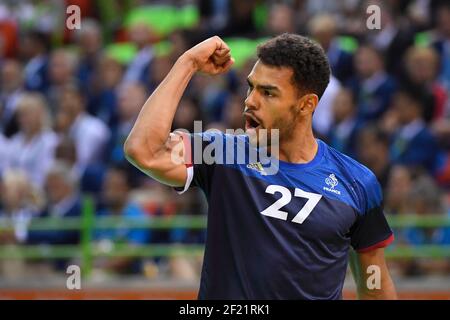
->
[277,125,318,164]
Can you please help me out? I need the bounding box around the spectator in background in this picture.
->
[197,0,229,34]
[46,49,79,111]
[89,55,123,127]
[307,15,346,137]
[312,75,341,138]
[218,0,259,38]
[327,88,361,158]
[0,132,8,174]
[356,125,392,190]
[0,169,44,279]
[421,13,450,151]
[265,3,296,36]
[74,19,103,105]
[172,96,203,133]
[365,0,414,77]
[223,94,245,131]
[110,82,147,165]
[54,136,78,177]
[93,165,150,275]
[123,22,154,85]
[55,84,110,176]
[403,46,447,122]
[6,93,58,188]
[0,169,44,244]
[20,30,50,93]
[26,161,81,246]
[308,14,354,83]
[0,33,5,61]
[0,59,24,137]
[385,165,414,215]
[432,0,450,92]
[347,45,396,122]
[395,171,450,275]
[0,5,18,59]
[149,55,173,90]
[167,30,192,64]
[390,87,443,173]
[197,0,261,38]
[304,0,342,18]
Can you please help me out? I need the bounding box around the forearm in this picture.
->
[357,275,398,300]
[124,54,196,159]
[352,249,398,300]
[123,36,232,184]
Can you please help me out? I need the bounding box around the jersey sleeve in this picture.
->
[349,171,394,253]
[174,131,228,197]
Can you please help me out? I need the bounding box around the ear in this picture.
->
[298,94,319,114]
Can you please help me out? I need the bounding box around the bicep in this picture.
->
[126,132,188,188]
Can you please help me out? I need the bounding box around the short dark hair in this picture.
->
[257,33,330,99]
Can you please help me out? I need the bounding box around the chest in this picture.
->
[211,165,359,241]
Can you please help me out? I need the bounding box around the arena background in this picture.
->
[0,0,449,300]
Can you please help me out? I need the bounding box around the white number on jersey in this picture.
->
[260,184,322,224]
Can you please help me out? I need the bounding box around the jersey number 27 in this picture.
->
[260,185,322,224]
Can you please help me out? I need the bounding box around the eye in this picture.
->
[263,90,273,97]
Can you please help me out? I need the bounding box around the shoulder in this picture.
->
[322,141,373,177]
[321,141,382,212]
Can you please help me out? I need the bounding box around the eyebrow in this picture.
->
[247,78,280,92]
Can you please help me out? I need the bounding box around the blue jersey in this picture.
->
[177,132,394,300]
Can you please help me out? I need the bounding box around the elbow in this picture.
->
[123,138,148,167]
[123,137,137,159]
[123,137,137,161]
[123,137,159,171]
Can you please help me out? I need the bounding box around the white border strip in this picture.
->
[176,166,194,194]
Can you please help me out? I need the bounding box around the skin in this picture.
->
[124,36,397,300]
[350,248,398,299]
[18,103,44,141]
[244,60,318,161]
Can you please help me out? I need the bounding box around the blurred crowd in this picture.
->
[0,0,450,280]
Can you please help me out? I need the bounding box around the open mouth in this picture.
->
[244,113,261,130]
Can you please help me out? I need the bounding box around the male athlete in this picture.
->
[124,33,397,299]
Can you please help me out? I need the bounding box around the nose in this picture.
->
[244,88,259,111]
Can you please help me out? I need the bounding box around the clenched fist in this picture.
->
[182,36,235,75]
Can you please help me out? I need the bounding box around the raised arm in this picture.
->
[124,36,234,187]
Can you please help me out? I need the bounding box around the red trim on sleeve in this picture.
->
[356,233,395,253]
